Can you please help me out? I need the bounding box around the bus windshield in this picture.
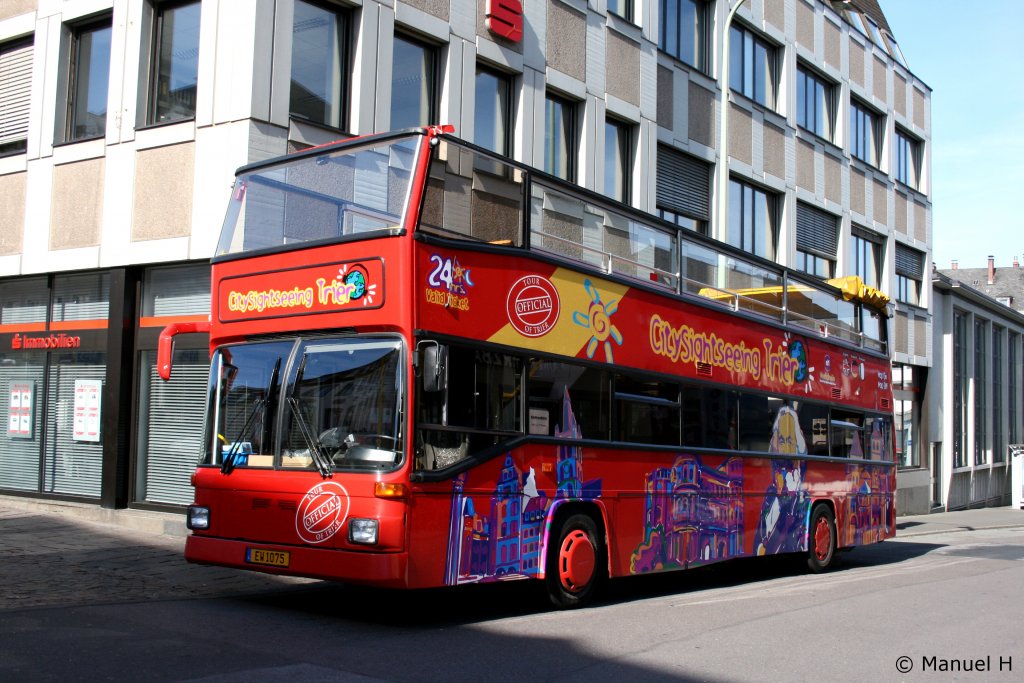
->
[205,337,405,473]
[215,134,422,257]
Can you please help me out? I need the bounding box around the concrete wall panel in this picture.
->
[729,103,752,167]
[50,159,104,250]
[546,1,585,81]
[688,82,714,148]
[131,143,195,242]
[796,139,815,193]
[0,172,26,255]
[605,29,639,106]
[764,123,786,180]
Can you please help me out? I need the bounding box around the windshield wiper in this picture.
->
[221,396,262,474]
[287,355,334,479]
[222,358,280,475]
[287,398,334,479]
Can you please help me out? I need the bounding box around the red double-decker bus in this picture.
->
[161,125,895,608]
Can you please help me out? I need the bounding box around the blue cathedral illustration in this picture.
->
[444,390,602,585]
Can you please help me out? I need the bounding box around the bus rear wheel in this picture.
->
[545,513,605,609]
[806,504,837,573]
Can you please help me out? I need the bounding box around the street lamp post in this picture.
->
[715,0,748,242]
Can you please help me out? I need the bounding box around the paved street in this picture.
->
[2,496,1023,682]
[0,497,314,611]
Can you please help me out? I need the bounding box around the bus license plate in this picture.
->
[246,547,290,568]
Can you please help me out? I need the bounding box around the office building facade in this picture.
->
[0,0,932,510]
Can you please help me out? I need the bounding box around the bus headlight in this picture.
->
[187,505,210,530]
[348,518,378,545]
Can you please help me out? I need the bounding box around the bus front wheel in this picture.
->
[545,512,605,609]
[806,504,837,573]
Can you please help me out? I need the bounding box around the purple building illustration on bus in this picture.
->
[631,455,744,574]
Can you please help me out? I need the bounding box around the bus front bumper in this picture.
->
[185,534,410,588]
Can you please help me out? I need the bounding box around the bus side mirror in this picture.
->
[422,343,447,393]
[157,321,211,381]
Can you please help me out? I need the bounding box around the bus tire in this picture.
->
[545,512,605,609]
[806,504,837,573]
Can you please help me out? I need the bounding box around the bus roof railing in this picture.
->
[529,226,680,290]
[520,166,889,355]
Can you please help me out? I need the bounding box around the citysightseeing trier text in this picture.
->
[161,126,896,608]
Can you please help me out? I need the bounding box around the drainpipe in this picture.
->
[715,0,749,243]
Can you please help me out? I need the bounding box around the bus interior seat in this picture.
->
[424,435,469,470]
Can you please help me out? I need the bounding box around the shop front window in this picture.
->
[44,352,106,497]
[0,351,46,491]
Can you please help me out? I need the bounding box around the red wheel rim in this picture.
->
[558,530,596,593]
[813,516,832,561]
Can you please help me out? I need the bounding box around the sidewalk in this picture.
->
[895,505,1024,538]
[0,494,313,611]
[2,494,1023,611]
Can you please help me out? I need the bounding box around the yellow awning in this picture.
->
[826,275,890,309]
[696,275,889,312]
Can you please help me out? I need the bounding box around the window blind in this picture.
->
[656,146,710,220]
[0,40,32,147]
[137,353,209,505]
[795,202,838,257]
[895,243,924,279]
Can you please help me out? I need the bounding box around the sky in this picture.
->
[881,0,1024,271]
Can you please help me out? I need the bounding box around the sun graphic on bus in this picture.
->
[572,279,623,363]
[339,264,376,306]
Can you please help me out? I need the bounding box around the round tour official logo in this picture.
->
[296,481,350,544]
[507,275,560,337]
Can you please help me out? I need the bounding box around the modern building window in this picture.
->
[729,24,778,109]
[974,319,987,465]
[608,0,633,22]
[850,99,880,166]
[391,33,436,129]
[796,64,836,142]
[0,37,33,155]
[659,0,709,72]
[290,0,348,130]
[656,146,710,235]
[993,326,1004,463]
[728,178,777,259]
[64,19,112,141]
[894,127,922,189]
[894,243,924,305]
[1009,332,1019,448]
[895,399,915,468]
[895,275,916,305]
[893,364,920,468]
[953,311,968,468]
[882,31,908,69]
[544,92,576,181]
[796,202,838,279]
[851,231,881,289]
[148,0,201,125]
[604,118,632,204]
[474,65,512,156]
[797,252,832,279]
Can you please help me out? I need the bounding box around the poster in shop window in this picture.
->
[73,379,102,443]
[8,381,35,439]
